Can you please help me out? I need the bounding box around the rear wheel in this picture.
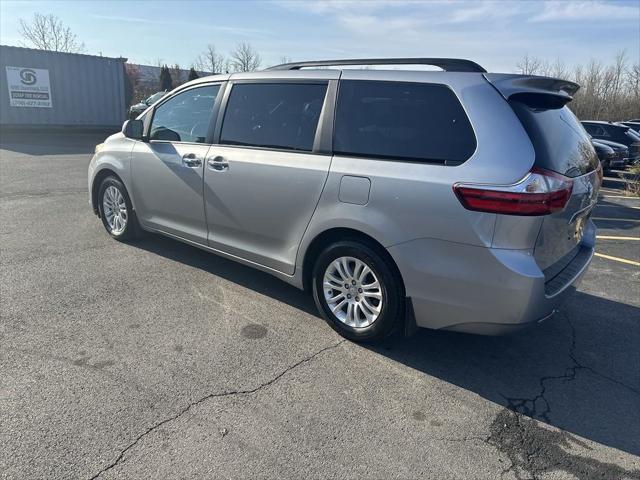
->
[312,241,403,342]
[98,176,137,241]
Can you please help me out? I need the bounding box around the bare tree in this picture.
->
[18,13,84,53]
[230,43,262,72]
[515,51,640,121]
[195,44,228,74]
[628,62,640,106]
[549,58,568,79]
[516,54,543,75]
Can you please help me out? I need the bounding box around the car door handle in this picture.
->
[207,156,229,171]
[182,153,202,167]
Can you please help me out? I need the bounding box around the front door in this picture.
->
[204,82,331,274]
[131,84,221,244]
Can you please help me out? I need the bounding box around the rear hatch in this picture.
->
[485,74,600,273]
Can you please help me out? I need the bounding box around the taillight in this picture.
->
[453,167,574,216]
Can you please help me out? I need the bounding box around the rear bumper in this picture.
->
[388,226,595,335]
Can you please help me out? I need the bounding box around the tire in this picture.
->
[312,241,404,342]
[97,176,137,241]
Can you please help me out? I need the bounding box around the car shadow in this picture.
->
[132,233,640,475]
[132,234,317,316]
[369,293,640,462]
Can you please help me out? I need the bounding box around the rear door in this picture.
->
[509,100,600,271]
[203,80,334,274]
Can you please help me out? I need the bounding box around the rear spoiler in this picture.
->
[484,73,580,109]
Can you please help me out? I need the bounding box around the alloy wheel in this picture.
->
[323,256,383,328]
[102,185,128,235]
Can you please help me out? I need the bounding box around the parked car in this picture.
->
[618,122,640,134]
[89,58,601,341]
[592,140,624,172]
[582,120,640,165]
[591,139,629,170]
[128,91,167,119]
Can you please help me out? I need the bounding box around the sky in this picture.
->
[1,0,638,72]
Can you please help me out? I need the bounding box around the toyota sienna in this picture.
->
[89,58,601,342]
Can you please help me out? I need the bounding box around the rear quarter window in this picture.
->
[334,80,476,165]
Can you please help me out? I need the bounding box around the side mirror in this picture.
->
[122,119,144,140]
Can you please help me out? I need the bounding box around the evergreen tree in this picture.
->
[187,67,199,81]
[159,65,173,90]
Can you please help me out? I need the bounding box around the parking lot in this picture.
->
[1,132,638,479]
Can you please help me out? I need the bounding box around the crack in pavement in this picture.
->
[0,243,114,267]
[491,313,640,480]
[4,346,152,399]
[485,408,640,480]
[564,316,639,396]
[0,189,88,199]
[437,434,487,443]
[87,339,345,480]
[501,314,638,424]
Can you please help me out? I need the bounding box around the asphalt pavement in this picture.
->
[1,132,638,480]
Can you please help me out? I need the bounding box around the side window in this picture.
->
[150,85,220,143]
[334,80,476,164]
[220,83,328,152]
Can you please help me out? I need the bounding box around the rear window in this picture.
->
[220,83,327,152]
[582,123,608,137]
[510,102,598,177]
[583,122,636,144]
[334,80,476,165]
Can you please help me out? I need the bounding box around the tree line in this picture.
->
[150,42,265,91]
[122,42,263,105]
[16,13,640,120]
[515,51,639,121]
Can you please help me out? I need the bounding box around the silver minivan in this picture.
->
[89,58,601,342]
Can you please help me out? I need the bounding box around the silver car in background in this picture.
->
[89,58,601,342]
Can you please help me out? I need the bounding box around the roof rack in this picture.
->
[266,58,486,73]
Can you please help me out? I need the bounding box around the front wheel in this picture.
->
[312,241,404,342]
[98,176,136,240]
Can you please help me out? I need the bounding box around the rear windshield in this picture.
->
[511,102,598,177]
